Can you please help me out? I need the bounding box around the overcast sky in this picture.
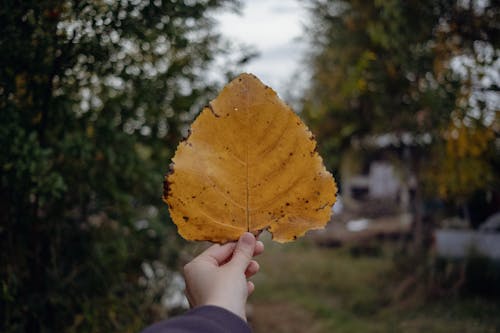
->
[213,0,308,100]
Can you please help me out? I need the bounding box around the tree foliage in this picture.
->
[0,0,240,331]
[302,0,499,206]
[427,119,496,201]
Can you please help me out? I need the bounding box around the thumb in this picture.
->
[229,232,256,272]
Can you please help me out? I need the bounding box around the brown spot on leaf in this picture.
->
[207,103,220,118]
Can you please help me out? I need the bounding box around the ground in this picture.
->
[247,232,500,333]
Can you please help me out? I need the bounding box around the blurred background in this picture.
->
[0,0,499,332]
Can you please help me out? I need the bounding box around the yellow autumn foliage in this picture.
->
[430,119,496,200]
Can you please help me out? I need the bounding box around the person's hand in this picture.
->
[183,232,264,321]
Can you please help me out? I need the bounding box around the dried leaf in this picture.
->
[163,73,337,243]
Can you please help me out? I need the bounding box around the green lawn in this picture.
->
[248,234,500,333]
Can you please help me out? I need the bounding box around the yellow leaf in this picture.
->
[163,73,337,243]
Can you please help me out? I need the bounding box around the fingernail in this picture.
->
[240,232,255,246]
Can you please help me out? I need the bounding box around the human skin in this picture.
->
[183,232,264,321]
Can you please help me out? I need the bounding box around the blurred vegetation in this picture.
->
[0,0,244,331]
[293,3,500,330]
[251,238,500,333]
[302,0,499,220]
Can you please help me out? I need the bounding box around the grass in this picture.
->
[248,234,500,333]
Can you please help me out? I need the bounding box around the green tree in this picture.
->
[302,0,499,231]
[0,0,242,331]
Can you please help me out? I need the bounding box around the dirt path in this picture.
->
[249,302,320,333]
